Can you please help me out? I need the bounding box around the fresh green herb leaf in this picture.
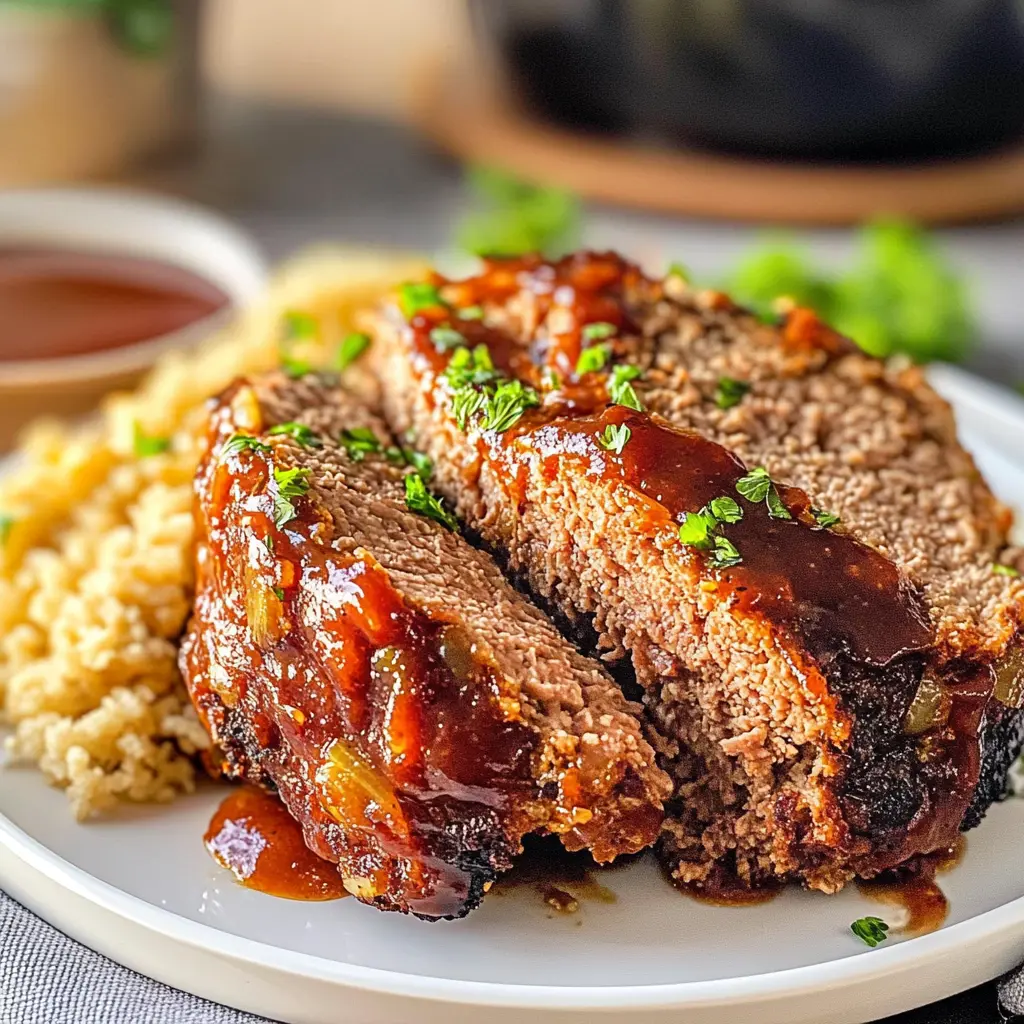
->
[451,387,489,430]
[283,310,318,340]
[542,368,562,390]
[222,433,271,457]
[576,343,610,376]
[403,450,433,480]
[399,282,446,318]
[0,513,13,547]
[268,422,322,448]
[385,446,405,464]
[714,376,751,410]
[812,506,841,529]
[458,305,484,321]
[582,321,616,341]
[264,534,275,553]
[272,466,311,529]
[336,331,371,370]
[598,423,631,455]
[708,496,743,524]
[765,486,792,520]
[443,344,498,389]
[993,562,1020,578]
[481,380,540,432]
[736,466,772,503]
[609,364,644,411]
[710,535,743,568]
[725,220,972,364]
[457,165,580,258]
[850,916,889,948]
[430,326,467,351]
[339,427,382,462]
[273,587,286,601]
[404,473,459,531]
[133,422,171,457]
[678,511,715,549]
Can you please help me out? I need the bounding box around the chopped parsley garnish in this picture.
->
[481,380,540,432]
[399,282,446,318]
[384,446,432,480]
[458,305,484,321]
[223,433,271,457]
[264,535,275,553]
[736,466,791,519]
[451,388,489,430]
[993,562,1020,578]
[0,514,13,547]
[339,427,382,461]
[283,310,318,340]
[678,497,745,567]
[812,506,841,529]
[708,496,743,523]
[576,343,610,376]
[430,326,467,351]
[598,423,631,455]
[850,916,889,948]
[542,368,562,390]
[404,473,458,531]
[582,321,616,341]
[608,364,644,411]
[268,422,322,448]
[133,422,171,457]
[273,587,286,601]
[271,466,311,529]
[714,376,750,410]
[444,345,498,390]
[336,331,371,370]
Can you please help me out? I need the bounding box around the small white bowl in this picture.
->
[0,187,267,446]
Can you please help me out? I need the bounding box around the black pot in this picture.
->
[471,0,1024,163]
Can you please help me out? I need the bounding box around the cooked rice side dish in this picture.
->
[0,249,426,819]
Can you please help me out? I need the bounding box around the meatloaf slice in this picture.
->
[369,251,1024,895]
[180,371,669,919]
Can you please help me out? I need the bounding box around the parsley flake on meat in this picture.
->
[430,326,467,351]
[812,506,841,529]
[481,380,540,432]
[714,376,750,410]
[678,497,745,566]
[576,343,610,376]
[444,344,498,389]
[598,423,631,455]
[609,364,644,411]
[711,535,743,568]
[268,422,322,448]
[850,916,889,948]
[582,321,616,341]
[458,305,484,321]
[399,282,446,318]
[336,332,371,370]
[404,473,459,531]
[272,466,311,528]
[339,427,382,461]
[133,422,171,457]
[223,433,271,457]
[736,466,791,519]
[708,496,743,523]
[993,562,1020,578]
[385,446,433,480]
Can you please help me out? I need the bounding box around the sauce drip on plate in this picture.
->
[0,248,228,362]
[204,786,347,901]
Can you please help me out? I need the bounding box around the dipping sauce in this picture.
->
[0,248,228,362]
[204,786,347,902]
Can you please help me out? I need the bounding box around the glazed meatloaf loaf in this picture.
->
[369,251,1024,895]
[180,371,670,919]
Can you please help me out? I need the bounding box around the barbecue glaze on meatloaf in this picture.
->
[369,252,1024,895]
[180,372,670,919]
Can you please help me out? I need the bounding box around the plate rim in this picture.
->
[4,362,1024,1016]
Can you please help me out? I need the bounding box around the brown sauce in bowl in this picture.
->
[204,786,347,902]
[0,248,228,362]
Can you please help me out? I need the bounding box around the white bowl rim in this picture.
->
[0,186,267,385]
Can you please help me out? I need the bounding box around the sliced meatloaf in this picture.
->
[369,252,1024,895]
[180,371,670,919]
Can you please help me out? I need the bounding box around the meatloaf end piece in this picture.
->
[369,252,1024,895]
[180,371,669,919]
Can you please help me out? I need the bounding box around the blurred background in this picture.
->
[3,0,1024,428]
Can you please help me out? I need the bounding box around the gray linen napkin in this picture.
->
[0,888,274,1024]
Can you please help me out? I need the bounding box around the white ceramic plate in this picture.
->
[3,364,1024,1024]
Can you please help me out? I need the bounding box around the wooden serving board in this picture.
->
[412,59,1024,225]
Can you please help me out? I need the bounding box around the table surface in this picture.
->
[34,97,1024,1023]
